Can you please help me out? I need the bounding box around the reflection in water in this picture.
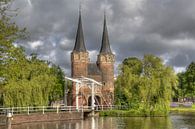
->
[91,117,95,129]
[1,115,195,129]
[122,117,172,129]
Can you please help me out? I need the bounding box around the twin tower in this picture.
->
[71,12,115,106]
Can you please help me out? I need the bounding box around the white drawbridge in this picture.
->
[65,76,102,111]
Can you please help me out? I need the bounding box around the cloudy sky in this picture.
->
[12,0,195,75]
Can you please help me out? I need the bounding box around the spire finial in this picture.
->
[104,9,106,24]
[73,2,86,52]
[104,6,106,16]
[104,0,108,23]
[79,1,81,15]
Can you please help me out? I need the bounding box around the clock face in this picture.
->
[108,56,111,61]
[107,55,113,61]
[99,55,114,62]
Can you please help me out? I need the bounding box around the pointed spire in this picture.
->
[73,9,86,52]
[100,13,112,54]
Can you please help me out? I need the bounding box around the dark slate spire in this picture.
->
[73,10,86,52]
[100,14,112,54]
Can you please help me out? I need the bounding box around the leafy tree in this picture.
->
[123,57,143,75]
[0,0,65,107]
[0,0,26,105]
[115,57,142,107]
[2,53,65,107]
[115,55,178,116]
[176,62,195,101]
[184,62,195,98]
[174,72,185,101]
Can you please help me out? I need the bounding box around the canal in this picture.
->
[1,115,195,129]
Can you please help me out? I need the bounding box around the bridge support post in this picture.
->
[91,83,95,111]
[6,112,12,128]
[76,83,79,111]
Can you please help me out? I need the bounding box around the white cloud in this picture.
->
[89,50,98,62]
[28,41,43,49]
[169,39,195,49]
[27,0,32,7]
[174,67,186,73]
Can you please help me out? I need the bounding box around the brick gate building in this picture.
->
[71,11,115,107]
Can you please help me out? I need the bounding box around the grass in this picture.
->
[99,110,142,117]
[99,109,168,117]
[99,105,195,117]
[170,104,195,115]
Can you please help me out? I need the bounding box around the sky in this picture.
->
[11,0,195,75]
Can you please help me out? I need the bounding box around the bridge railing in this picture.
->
[0,105,130,116]
[94,105,130,111]
[0,106,81,115]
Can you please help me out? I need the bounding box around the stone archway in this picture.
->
[88,95,101,106]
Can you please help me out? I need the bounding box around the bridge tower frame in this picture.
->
[65,76,102,111]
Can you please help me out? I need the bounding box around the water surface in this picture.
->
[2,115,195,129]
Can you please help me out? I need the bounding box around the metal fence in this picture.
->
[0,106,80,115]
[95,105,130,111]
[0,105,130,116]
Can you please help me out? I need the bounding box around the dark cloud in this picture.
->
[141,0,195,39]
[12,0,195,75]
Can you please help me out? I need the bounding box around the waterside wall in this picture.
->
[0,112,83,125]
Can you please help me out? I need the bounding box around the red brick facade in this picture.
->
[71,13,115,107]
[71,51,115,106]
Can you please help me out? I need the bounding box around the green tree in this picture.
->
[176,62,195,101]
[2,54,65,107]
[115,57,142,107]
[115,55,178,116]
[174,72,185,101]
[0,0,26,105]
[0,0,65,107]
[184,62,195,99]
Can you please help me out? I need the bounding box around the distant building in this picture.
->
[70,11,115,106]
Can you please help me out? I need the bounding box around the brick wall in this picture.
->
[10,112,83,124]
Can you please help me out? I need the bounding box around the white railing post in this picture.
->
[42,106,45,114]
[11,107,14,115]
[27,107,29,115]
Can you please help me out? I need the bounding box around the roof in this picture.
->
[73,12,86,52]
[88,63,101,75]
[99,14,112,54]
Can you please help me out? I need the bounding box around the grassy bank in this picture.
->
[170,104,195,115]
[99,105,195,117]
[99,110,168,117]
[170,108,195,115]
